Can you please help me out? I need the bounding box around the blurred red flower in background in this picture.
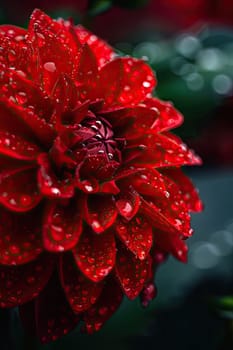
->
[0,9,202,342]
[189,97,233,165]
[159,0,233,27]
[3,1,233,42]
[92,0,233,42]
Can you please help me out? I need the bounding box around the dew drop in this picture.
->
[87,257,95,264]
[44,62,56,73]
[50,225,65,242]
[8,50,16,62]
[143,81,151,88]
[122,277,130,285]
[138,250,146,260]
[4,138,10,147]
[91,220,102,231]
[57,245,65,252]
[50,188,61,196]
[116,199,133,218]
[9,245,20,255]
[20,195,32,207]
[16,91,27,105]
[84,185,94,192]
[98,306,108,316]
[36,33,45,47]
[27,276,35,285]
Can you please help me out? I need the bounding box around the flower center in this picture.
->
[80,116,122,162]
[50,108,125,181]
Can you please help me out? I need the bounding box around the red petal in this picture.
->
[99,181,120,195]
[0,103,34,141]
[0,131,40,160]
[0,166,41,212]
[144,97,184,132]
[140,282,157,308]
[75,165,100,194]
[59,253,103,313]
[51,74,78,114]
[101,106,158,139]
[37,154,74,198]
[115,244,150,299]
[115,190,140,220]
[140,197,182,235]
[75,25,115,67]
[0,96,55,147]
[0,26,28,74]
[148,174,192,237]
[28,10,80,93]
[0,206,43,265]
[80,153,119,181]
[77,44,98,101]
[124,132,202,167]
[72,228,116,282]
[0,253,54,308]
[96,57,156,107]
[43,200,82,252]
[84,195,118,234]
[84,277,123,334]
[0,25,26,38]
[0,66,53,123]
[29,10,80,51]
[131,170,192,237]
[115,214,153,260]
[34,272,79,343]
[114,165,139,181]
[154,229,188,263]
[162,168,203,212]
[126,168,166,197]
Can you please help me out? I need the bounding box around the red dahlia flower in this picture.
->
[0,9,202,342]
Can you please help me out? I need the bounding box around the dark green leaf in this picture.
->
[87,0,113,16]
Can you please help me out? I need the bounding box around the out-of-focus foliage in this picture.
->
[212,295,233,312]
[87,0,149,16]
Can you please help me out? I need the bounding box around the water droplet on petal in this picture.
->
[50,224,65,242]
[142,81,151,88]
[15,91,27,105]
[116,199,133,217]
[84,185,93,192]
[8,50,16,62]
[98,306,108,316]
[27,276,35,285]
[44,62,57,73]
[9,245,20,255]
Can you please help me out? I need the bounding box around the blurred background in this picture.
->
[0,1,233,349]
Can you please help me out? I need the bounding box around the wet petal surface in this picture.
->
[60,253,103,313]
[43,200,82,252]
[75,25,115,67]
[115,214,153,260]
[33,272,79,343]
[84,195,118,234]
[96,57,156,107]
[0,206,43,265]
[115,244,150,299]
[0,253,54,307]
[84,276,123,334]
[0,166,41,212]
[73,228,116,282]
